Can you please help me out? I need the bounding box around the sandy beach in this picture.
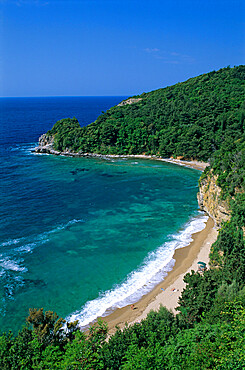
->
[36,141,210,173]
[99,158,215,336]
[119,155,209,171]
[104,217,217,336]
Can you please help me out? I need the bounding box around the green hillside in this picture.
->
[48,65,245,162]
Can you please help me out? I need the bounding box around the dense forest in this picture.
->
[1,66,245,368]
[46,65,245,162]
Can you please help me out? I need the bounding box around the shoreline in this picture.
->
[103,217,217,336]
[34,146,209,172]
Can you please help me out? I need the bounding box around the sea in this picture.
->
[0,96,208,333]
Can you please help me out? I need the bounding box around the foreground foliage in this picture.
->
[1,297,244,368]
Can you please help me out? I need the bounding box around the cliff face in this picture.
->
[197,172,230,227]
[35,134,61,155]
[117,98,142,106]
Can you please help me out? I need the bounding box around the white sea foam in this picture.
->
[34,152,49,156]
[0,219,84,277]
[66,212,209,329]
[0,269,5,278]
[0,219,84,252]
[15,243,37,254]
[16,143,37,155]
[0,258,27,272]
[1,239,22,247]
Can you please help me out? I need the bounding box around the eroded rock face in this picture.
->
[35,134,59,154]
[39,133,53,147]
[197,173,230,227]
[117,98,142,106]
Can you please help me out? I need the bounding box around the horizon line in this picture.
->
[0,95,131,99]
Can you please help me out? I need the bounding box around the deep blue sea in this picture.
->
[0,97,207,333]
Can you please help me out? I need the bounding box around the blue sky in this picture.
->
[1,0,244,97]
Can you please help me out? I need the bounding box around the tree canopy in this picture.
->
[47,65,245,162]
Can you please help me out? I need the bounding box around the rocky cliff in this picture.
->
[35,133,74,156]
[117,98,142,106]
[197,172,230,227]
[35,133,56,154]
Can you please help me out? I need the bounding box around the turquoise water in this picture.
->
[0,97,206,333]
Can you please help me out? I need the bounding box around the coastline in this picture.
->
[34,145,209,172]
[104,217,217,336]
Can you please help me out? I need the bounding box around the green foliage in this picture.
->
[230,193,245,227]
[115,301,245,370]
[47,117,83,152]
[209,220,245,285]
[101,306,178,369]
[177,269,221,325]
[213,301,245,369]
[26,308,66,347]
[3,302,243,369]
[210,136,245,197]
[0,313,107,369]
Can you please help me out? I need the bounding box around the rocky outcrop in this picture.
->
[35,133,60,155]
[197,172,230,227]
[117,98,142,106]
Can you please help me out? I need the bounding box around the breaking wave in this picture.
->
[67,212,209,329]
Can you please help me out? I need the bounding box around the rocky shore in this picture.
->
[35,133,209,171]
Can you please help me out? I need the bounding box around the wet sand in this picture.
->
[119,155,209,171]
[103,217,217,336]
[104,155,209,171]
